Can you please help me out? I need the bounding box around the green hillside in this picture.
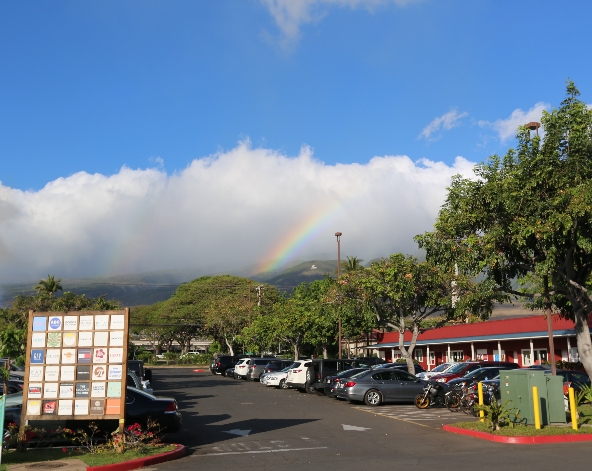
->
[0,260,343,308]
[252,260,338,288]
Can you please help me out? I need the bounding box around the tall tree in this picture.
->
[34,275,63,297]
[416,82,592,379]
[343,256,364,273]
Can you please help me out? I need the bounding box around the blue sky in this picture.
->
[3,0,590,190]
[1,0,591,282]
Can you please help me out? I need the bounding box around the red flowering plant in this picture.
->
[104,420,163,454]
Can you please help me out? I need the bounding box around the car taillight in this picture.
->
[250,365,256,369]
[294,369,302,373]
[165,402,177,412]
[217,362,221,367]
[344,381,356,388]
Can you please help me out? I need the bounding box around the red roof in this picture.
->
[377,314,589,344]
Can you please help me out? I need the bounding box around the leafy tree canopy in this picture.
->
[416,82,592,378]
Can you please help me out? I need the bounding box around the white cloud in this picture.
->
[479,102,550,143]
[0,142,475,283]
[419,109,468,140]
[260,0,418,48]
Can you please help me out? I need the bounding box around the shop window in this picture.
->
[476,349,488,361]
[428,351,436,365]
[569,347,580,362]
[493,350,505,361]
[414,349,423,362]
[450,350,464,362]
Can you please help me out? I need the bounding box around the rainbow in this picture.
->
[256,198,344,274]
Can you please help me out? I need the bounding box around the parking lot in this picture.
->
[149,368,592,471]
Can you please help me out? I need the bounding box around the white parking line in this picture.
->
[197,446,328,456]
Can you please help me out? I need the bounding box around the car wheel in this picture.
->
[304,382,316,394]
[259,373,264,381]
[279,379,288,389]
[364,389,382,406]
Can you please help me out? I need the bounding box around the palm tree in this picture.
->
[34,275,63,297]
[343,256,364,273]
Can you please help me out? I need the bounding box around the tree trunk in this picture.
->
[574,309,592,380]
[293,343,299,360]
[397,316,419,375]
[322,344,328,359]
[224,336,235,357]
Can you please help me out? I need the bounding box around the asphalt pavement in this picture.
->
[152,368,592,471]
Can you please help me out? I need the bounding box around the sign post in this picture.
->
[20,309,130,438]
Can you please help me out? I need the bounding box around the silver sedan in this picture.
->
[344,369,425,406]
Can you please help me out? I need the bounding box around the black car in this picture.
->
[0,359,25,379]
[310,358,385,393]
[324,368,370,398]
[210,355,260,375]
[4,387,182,433]
[447,367,510,389]
[0,378,25,395]
[128,360,152,382]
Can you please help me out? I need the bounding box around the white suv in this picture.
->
[286,359,313,392]
[234,358,249,379]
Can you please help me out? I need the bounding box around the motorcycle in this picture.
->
[415,380,450,409]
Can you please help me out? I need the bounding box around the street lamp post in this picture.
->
[335,232,342,359]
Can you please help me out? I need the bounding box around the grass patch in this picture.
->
[1,444,175,468]
[577,403,592,425]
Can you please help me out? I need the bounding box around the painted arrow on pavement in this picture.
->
[223,429,251,436]
[342,424,371,431]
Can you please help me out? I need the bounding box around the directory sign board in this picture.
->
[22,310,129,421]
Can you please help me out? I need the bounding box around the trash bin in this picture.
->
[499,370,566,426]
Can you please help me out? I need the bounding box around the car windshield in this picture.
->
[432,363,453,373]
[445,363,469,374]
[350,370,373,379]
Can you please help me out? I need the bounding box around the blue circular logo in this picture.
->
[49,317,61,329]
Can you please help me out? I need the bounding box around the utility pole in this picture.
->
[335,232,342,359]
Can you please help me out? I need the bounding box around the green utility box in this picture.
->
[499,370,566,425]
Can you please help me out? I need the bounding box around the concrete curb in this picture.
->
[442,425,592,444]
[86,444,186,471]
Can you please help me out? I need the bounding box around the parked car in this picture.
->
[4,387,182,433]
[324,368,370,398]
[372,363,426,374]
[308,358,386,394]
[263,360,295,374]
[0,359,25,379]
[431,361,519,383]
[286,359,315,392]
[127,370,153,395]
[225,367,235,377]
[447,367,513,389]
[416,362,457,380]
[0,378,25,395]
[246,358,281,381]
[554,369,591,392]
[344,368,425,406]
[210,355,237,375]
[262,365,295,389]
[128,360,152,382]
[234,358,250,379]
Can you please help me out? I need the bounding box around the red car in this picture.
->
[430,361,519,383]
